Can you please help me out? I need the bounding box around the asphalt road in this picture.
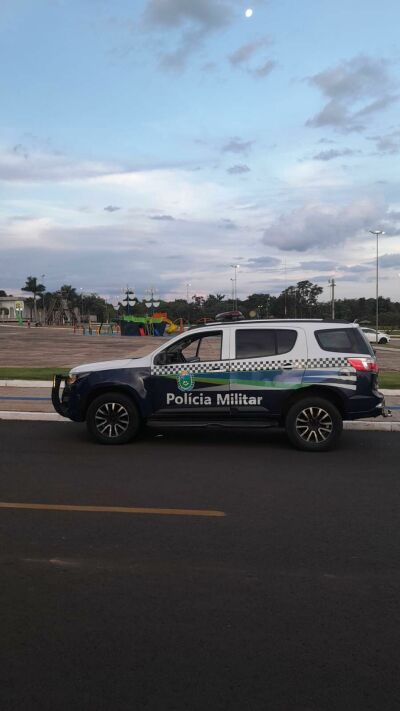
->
[1,423,400,711]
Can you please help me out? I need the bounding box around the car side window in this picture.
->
[315,328,372,354]
[154,332,223,365]
[235,329,297,359]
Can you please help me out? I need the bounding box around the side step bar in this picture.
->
[147,419,279,430]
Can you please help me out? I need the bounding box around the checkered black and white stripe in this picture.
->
[152,357,349,376]
[152,363,229,376]
[230,359,307,372]
[307,357,348,368]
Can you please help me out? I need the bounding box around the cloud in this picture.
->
[227,164,250,174]
[262,199,383,252]
[104,205,121,212]
[150,214,175,221]
[222,137,254,154]
[368,130,400,155]
[299,260,338,271]
[158,27,205,70]
[312,148,358,161]
[245,256,281,268]
[0,212,254,298]
[378,253,400,268]
[228,37,276,79]
[219,218,237,230]
[252,60,276,78]
[381,212,400,236]
[340,264,371,273]
[229,36,271,65]
[143,0,233,30]
[143,0,236,70]
[306,55,398,132]
[0,145,121,184]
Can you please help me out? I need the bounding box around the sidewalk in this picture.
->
[1,379,399,429]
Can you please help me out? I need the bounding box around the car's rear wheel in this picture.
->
[285,397,343,452]
[86,392,140,445]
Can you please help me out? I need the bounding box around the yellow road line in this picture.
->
[0,501,225,518]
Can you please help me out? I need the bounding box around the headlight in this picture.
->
[66,372,90,385]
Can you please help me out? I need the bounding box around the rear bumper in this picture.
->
[346,395,391,420]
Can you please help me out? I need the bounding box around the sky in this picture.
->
[1,0,400,304]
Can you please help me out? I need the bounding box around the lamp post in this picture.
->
[79,287,84,323]
[328,277,336,320]
[369,230,385,344]
[186,283,191,325]
[144,287,160,316]
[230,264,240,310]
[123,286,135,316]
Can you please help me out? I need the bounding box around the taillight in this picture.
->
[347,357,378,373]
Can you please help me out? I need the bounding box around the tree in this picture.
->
[0,290,7,297]
[241,293,275,318]
[21,276,46,322]
[60,285,78,304]
[295,281,323,316]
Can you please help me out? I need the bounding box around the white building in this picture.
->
[0,296,26,320]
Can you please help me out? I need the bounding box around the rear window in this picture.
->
[236,329,297,359]
[315,328,373,355]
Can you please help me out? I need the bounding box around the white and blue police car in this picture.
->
[52,320,390,451]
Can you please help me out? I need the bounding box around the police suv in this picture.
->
[52,320,389,452]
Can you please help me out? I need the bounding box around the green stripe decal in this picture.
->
[157,373,304,389]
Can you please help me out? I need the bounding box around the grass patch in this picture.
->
[0,367,69,380]
[378,372,400,389]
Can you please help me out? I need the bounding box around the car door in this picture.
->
[229,325,307,418]
[148,328,231,420]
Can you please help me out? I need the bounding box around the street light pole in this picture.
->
[230,265,240,310]
[186,283,191,325]
[369,230,385,344]
[79,288,84,323]
[328,277,336,319]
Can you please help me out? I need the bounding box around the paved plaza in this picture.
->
[0,324,165,368]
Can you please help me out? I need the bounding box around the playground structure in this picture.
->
[46,295,80,326]
[77,313,182,337]
[118,312,181,337]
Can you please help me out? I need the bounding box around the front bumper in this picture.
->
[51,374,70,418]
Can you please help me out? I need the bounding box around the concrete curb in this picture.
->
[343,421,400,432]
[0,411,399,430]
[0,379,53,388]
[0,411,67,422]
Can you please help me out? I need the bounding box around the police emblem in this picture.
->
[177,369,194,392]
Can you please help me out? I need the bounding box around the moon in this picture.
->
[245,8,253,18]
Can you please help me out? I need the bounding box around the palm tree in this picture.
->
[21,276,46,322]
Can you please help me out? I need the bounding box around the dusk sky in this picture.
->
[1,0,400,304]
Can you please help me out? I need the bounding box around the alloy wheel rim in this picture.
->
[95,402,130,438]
[295,406,333,443]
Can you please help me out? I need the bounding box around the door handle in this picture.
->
[281,362,293,370]
[211,364,225,371]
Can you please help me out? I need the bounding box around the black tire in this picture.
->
[285,396,343,452]
[379,337,388,344]
[86,392,140,445]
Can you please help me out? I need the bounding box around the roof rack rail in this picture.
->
[190,318,354,328]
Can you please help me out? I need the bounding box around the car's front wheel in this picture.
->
[379,337,388,344]
[285,397,343,452]
[86,392,140,445]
